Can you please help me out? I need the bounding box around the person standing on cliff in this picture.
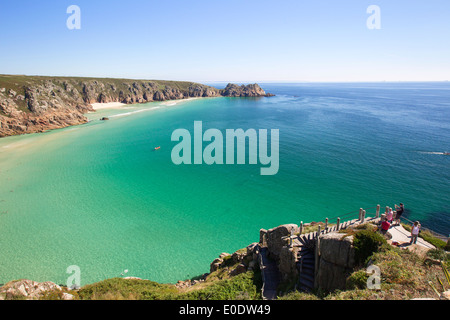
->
[410,221,421,245]
[386,208,394,225]
[394,203,404,226]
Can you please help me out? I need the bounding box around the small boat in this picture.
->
[444,152,450,155]
[154,146,161,151]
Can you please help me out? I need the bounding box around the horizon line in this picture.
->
[1,73,449,84]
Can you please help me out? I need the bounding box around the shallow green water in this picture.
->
[0,83,449,286]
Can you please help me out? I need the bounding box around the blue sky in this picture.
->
[0,0,449,82]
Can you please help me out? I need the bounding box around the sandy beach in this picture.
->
[90,102,127,110]
[91,98,203,111]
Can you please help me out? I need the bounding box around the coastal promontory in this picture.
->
[0,75,273,138]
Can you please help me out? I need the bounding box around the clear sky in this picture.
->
[0,0,449,82]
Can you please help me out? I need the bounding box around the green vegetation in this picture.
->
[346,270,369,290]
[77,273,262,300]
[298,222,335,235]
[277,291,320,300]
[0,74,200,95]
[179,272,261,300]
[427,248,450,264]
[78,278,179,300]
[353,229,388,265]
[75,250,262,300]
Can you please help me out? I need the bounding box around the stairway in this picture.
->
[296,234,316,292]
[259,247,281,300]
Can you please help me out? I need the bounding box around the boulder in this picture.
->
[316,232,356,291]
[229,264,247,276]
[232,250,246,264]
[266,224,298,259]
[219,252,231,259]
[279,246,299,279]
[210,258,224,273]
[0,280,75,300]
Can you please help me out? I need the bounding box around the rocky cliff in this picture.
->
[316,232,356,291]
[0,75,274,138]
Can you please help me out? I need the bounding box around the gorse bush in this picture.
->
[353,229,387,266]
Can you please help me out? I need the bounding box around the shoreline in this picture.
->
[90,102,127,110]
[90,97,205,111]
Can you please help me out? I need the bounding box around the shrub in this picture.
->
[278,291,320,300]
[427,248,450,263]
[371,249,421,287]
[353,230,387,265]
[346,270,369,290]
[77,278,178,300]
[178,272,261,300]
[420,231,447,249]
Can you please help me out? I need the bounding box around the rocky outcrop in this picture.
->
[209,243,260,275]
[0,280,74,300]
[0,75,274,138]
[260,224,300,281]
[265,224,298,260]
[279,245,299,279]
[220,83,274,97]
[316,232,356,291]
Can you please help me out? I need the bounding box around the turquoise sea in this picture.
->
[0,82,449,286]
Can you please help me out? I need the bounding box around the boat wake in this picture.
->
[417,151,450,155]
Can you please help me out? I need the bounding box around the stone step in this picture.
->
[297,247,311,255]
[297,253,314,260]
[299,276,314,290]
[300,262,314,271]
[299,271,314,282]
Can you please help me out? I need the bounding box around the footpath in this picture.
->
[388,224,435,251]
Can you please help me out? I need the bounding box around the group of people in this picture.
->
[379,203,421,245]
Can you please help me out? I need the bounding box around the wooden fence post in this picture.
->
[289,228,293,247]
[376,204,380,219]
[325,218,328,230]
[299,221,303,235]
[359,208,363,221]
[362,210,366,223]
[337,217,340,231]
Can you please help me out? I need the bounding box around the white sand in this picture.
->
[91,97,205,111]
[90,102,126,110]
